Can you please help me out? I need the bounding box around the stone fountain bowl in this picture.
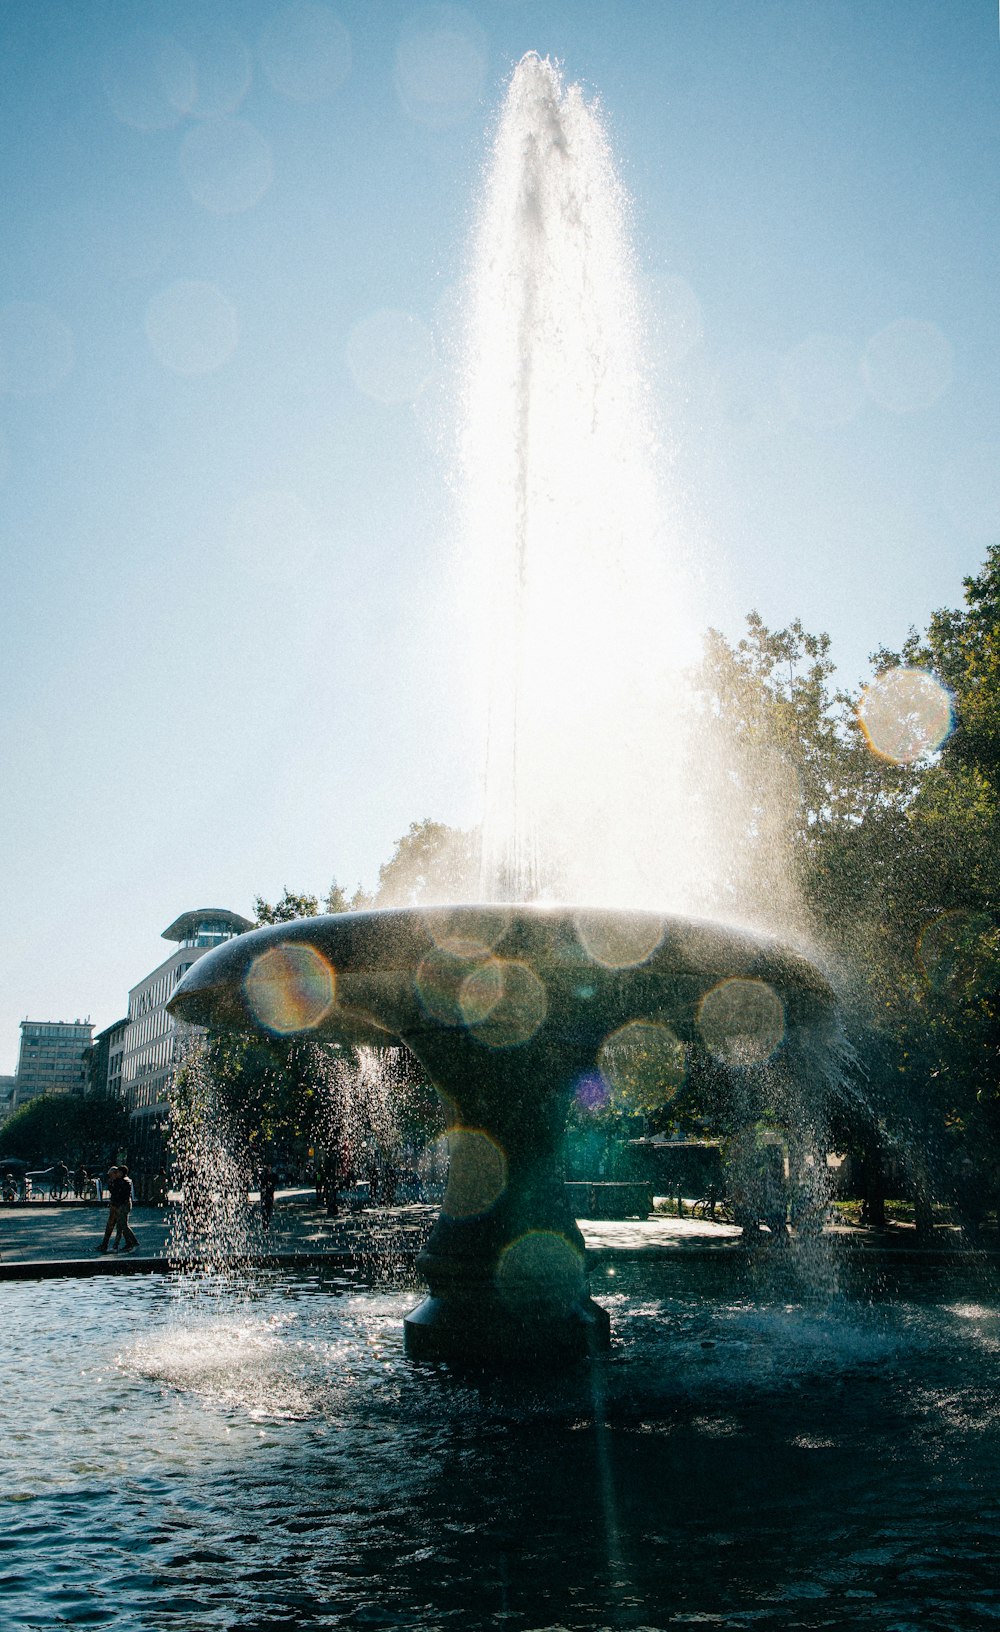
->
[168,906,834,1365]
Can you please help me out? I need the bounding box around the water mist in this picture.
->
[464,54,802,939]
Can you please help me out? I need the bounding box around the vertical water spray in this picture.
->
[466,55,693,908]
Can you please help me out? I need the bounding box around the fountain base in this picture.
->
[403,1291,611,1365]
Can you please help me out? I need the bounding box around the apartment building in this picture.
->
[13,1019,93,1109]
[87,1017,129,1099]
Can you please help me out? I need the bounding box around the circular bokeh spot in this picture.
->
[258,2,352,102]
[0,302,74,396]
[103,28,196,130]
[442,1128,507,1217]
[697,979,785,1066]
[145,280,238,376]
[459,959,547,1048]
[415,948,477,1027]
[244,944,335,1034]
[394,4,487,127]
[180,117,273,214]
[597,1020,686,1114]
[917,911,997,998]
[421,906,510,960]
[496,1231,585,1312]
[185,20,253,118]
[862,318,953,414]
[574,911,664,969]
[346,308,436,404]
[858,667,953,764]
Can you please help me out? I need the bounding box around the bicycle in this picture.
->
[692,1188,736,1224]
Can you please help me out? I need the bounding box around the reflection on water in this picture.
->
[3,1263,1000,1629]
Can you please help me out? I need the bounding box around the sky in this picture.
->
[1,0,998,1071]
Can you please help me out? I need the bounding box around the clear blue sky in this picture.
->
[1,0,997,1069]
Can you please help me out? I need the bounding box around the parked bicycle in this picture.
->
[692,1186,736,1224]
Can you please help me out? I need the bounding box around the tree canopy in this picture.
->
[0,1092,130,1167]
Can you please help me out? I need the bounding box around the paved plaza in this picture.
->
[0,1190,742,1267]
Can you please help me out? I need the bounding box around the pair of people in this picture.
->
[96,1164,139,1254]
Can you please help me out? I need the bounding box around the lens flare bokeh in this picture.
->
[597,1019,686,1114]
[917,910,998,998]
[414,948,480,1027]
[495,1231,586,1311]
[574,911,665,968]
[697,978,785,1066]
[459,959,547,1047]
[243,943,336,1034]
[441,1128,508,1218]
[858,666,953,764]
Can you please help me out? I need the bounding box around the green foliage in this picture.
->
[375,818,480,906]
[325,879,351,913]
[254,889,321,924]
[174,1032,334,1152]
[0,1093,130,1166]
[677,557,1000,1211]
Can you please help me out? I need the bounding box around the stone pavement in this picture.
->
[0,1190,741,1265]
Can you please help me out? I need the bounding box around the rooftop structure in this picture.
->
[161,908,254,947]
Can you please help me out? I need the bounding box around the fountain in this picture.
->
[170,909,833,1366]
[170,56,836,1365]
[9,53,999,1632]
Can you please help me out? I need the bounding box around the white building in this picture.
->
[121,908,252,1151]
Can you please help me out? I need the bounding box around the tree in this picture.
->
[375,819,481,906]
[253,889,320,924]
[0,1093,129,1166]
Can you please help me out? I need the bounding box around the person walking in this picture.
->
[97,1164,140,1254]
[259,1165,276,1230]
[96,1164,120,1250]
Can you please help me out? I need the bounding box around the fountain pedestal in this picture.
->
[400,1034,611,1362]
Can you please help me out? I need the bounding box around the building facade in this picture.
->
[87,1017,129,1099]
[120,908,252,1153]
[13,1019,93,1110]
[0,1074,15,1124]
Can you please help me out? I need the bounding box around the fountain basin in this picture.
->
[169,906,834,1363]
[5,1263,999,1630]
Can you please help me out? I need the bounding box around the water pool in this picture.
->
[3,1261,1000,1630]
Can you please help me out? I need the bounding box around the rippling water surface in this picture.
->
[3,1261,1000,1630]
